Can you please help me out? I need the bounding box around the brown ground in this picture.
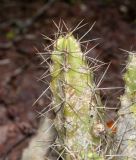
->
[0,0,136,159]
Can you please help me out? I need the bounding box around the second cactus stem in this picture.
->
[117,54,136,159]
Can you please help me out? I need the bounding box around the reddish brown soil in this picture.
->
[0,1,135,159]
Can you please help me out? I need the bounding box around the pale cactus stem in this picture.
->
[50,34,105,159]
[21,112,58,160]
[117,54,136,159]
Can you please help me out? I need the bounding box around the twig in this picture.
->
[0,59,11,65]
[0,42,13,50]
[24,0,55,30]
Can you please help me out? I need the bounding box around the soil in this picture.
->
[0,0,136,159]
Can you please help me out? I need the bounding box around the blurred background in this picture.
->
[0,0,136,159]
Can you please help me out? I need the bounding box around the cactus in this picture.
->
[117,54,136,159]
[21,32,104,160]
[50,33,110,159]
[21,23,118,160]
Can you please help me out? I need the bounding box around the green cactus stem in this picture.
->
[21,31,108,160]
[117,54,136,159]
[50,34,105,159]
